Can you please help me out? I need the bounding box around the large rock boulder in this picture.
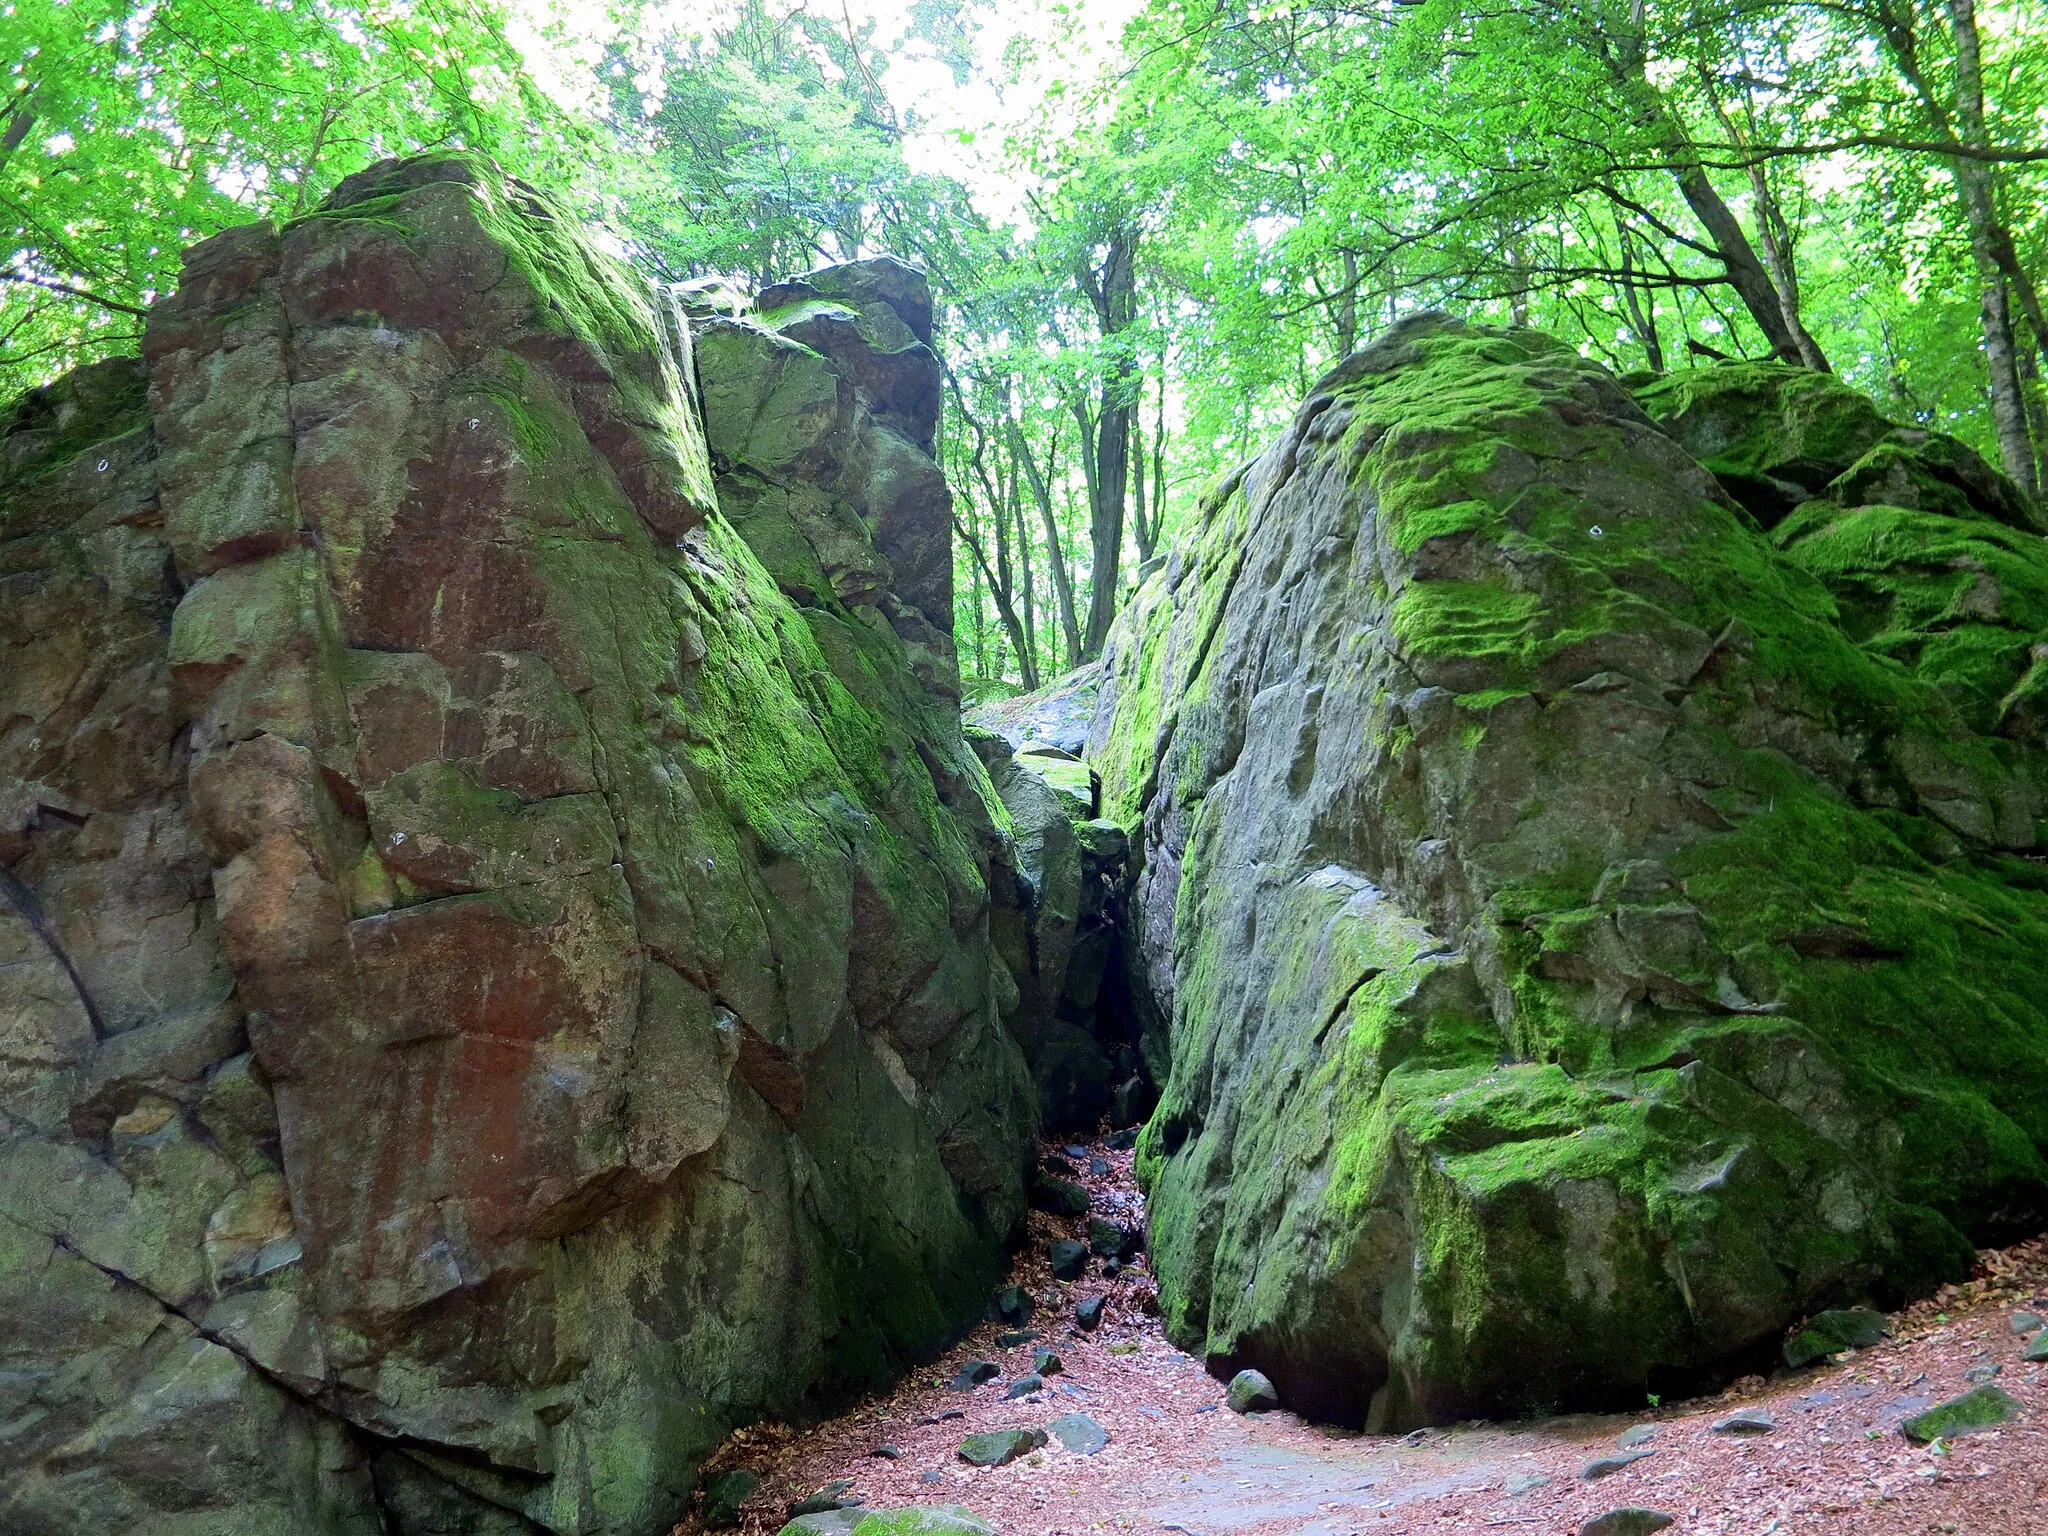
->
[0,153,1033,1535]
[1092,316,2048,1429]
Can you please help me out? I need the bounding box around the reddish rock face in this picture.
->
[1,154,1032,1536]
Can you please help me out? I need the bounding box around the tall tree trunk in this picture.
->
[1604,4,1816,366]
[1149,365,1169,560]
[1334,247,1361,354]
[1013,422,1083,668]
[1131,418,1149,568]
[1077,226,1138,661]
[1944,0,2039,496]
[1012,470,1039,683]
[1618,227,1665,370]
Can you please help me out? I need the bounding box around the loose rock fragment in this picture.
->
[1076,1295,1106,1330]
[1049,1239,1088,1280]
[705,1468,760,1529]
[787,1480,859,1518]
[1226,1369,1279,1413]
[957,1429,1047,1467]
[1580,1450,1654,1480]
[1030,1174,1092,1216]
[1047,1413,1109,1455]
[1899,1385,2025,1443]
[1783,1308,1889,1368]
[950,1360,998,1390]
[1032,1345,1064,1376]
[1712,1408,1776,1435]
[1579,1511,1674,1536]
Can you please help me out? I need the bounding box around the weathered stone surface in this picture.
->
[1580,1511,1674,1536]
[843,1506,994,1536]
[1046,1412,1108,1455]
[1711,1408,1776,1434]
[971,662,1103,756]
[1092,316,2048,1428]
[1783,1307,1888,1368]
[1898,1385,2024,1442]
[1226,1369,1278,1413]
[971,721,1137,1130]
[956,1428,1045,1466]
[2,154,1033,1535]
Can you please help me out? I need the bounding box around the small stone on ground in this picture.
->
[1899,1385,2025,1443]
[1581,1449,1654,1480]
[1712,1407,1776,1434]
[1226,1369,1278,1413]
[1047,1413,1109,1455]
[1579,1511,1675,1536]
[957,1429,1046,1467]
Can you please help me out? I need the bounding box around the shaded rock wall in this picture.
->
[964,728,1142,1132]
[1092,317,2048,1429]
[0,155,1032,1536]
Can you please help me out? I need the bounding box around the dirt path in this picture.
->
[679,1135,2048,1536]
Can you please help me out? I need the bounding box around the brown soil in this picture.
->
[675,1136,2048,1536]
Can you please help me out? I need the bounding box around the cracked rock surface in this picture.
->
[1088,316,2048,1429]
[0,153,1034,1535]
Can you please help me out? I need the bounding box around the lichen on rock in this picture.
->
[0,153,1033,1535]
[1094,315,2048,1429]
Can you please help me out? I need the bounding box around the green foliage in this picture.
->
[9,0,2048,694]
[0,0,614,394]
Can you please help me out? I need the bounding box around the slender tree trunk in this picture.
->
[1990,229,2048,378]
[1077,226,1138,661]
[1131,420,1149,568]
[1335,248,1361,353]
[1012,470,1038,684]
[1013,422,1082,668]
[1149,365,1169,559]
[1618,228,1665,371]
[1605,6,1813,365]
[1944,0,2038,496]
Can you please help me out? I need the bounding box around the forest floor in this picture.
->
[677,1134,2048,1536]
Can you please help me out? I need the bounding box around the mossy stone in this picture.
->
[1783,1308,1889,1369]
[1898,1385,2024,1443]
[956,1429,1046,1466]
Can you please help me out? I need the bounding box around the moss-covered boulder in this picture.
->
[0,154,1033,1535]
[1091,315,2048,1429]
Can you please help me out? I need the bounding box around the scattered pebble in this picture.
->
[1031,1346,1063,1376]
[1075,1295,1106,1330]
[1615,1423,1656,1449]
[1580,1449,1654,1480]
[1711,1407,1776,1435]
[1002,1374,1045,1400]
[1503,1472,1551,1496]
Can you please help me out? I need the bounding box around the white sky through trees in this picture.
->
[513,0,1145,229]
